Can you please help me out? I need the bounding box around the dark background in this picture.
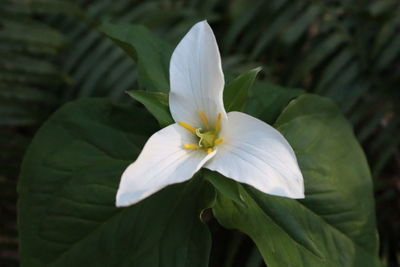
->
[1,0,399,266]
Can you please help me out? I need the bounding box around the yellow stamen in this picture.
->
[207,148,213,154]
[215,113,222,132]
[178,121,196,134]
[183,144,199,149]
[198,110,209,126]
[214,138,224,145]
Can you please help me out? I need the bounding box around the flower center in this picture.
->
[178,111,224,154]
[196,129,217,148]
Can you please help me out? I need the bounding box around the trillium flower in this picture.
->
[116,21,304,207]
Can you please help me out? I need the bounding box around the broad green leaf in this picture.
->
[245,81,303,124]
[127,90,173,127]
[223,67,261,112]
[209,94,380,267]
[18,98,213,267]
[99,23,173,92]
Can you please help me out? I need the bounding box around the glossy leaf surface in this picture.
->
[209,94,380,267]
[18,98,213,267]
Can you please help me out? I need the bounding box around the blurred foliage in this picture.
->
[1,0,399,266]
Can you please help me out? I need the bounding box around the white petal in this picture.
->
[169,20,227,128]
[205,112,304,198]
[116,123,216,207]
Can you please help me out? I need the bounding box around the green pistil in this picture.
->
[196,129,217,149]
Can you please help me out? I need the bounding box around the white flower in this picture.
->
[116,21,304,207]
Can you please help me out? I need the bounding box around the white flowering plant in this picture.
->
[18,21,380,267]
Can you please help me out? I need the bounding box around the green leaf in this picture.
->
[28,0,88,19]
[127,90,173,127]
[224,67,261,112]
[288,33,346,86]
[281,5,320,45]
[209,94,380,266]
[250,1,303,59]
[99,23,173,93]
[245,81,303,124]
[315,49,354,93]
[1,17,66,50]
[18,98,213,267]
